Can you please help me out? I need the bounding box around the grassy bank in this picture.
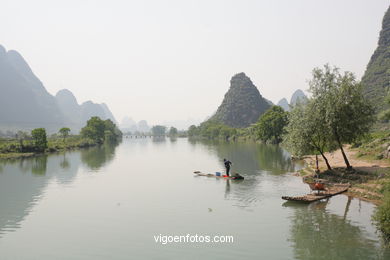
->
[0,135,97,160]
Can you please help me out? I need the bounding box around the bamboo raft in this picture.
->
[282,183,350,202]
[193,171,244,180]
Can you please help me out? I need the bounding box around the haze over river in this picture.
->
[0,138,389,259]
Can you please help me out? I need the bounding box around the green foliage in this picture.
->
[379,91,390,122]
[373,192,390,242]
[81,117,122,144]
[16,130,29,149]
[309,65,376,168]
[188,125,198,137]
[283,102,336,161]
[361,6,390,112]
[59,127,71,142]
[151,125,167,136]
[254,106,288,143]
[31,128,48,152]
[187,121,237,140]
[168,127,178,136]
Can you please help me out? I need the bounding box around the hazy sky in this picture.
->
[1,0,389,125]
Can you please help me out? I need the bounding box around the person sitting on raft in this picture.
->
[223,158,232,177]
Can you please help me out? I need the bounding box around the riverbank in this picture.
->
[0,136,97,160]
[298,145,390,204]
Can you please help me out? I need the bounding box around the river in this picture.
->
[0,137,389,259]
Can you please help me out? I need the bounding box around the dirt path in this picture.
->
[304,146,390,174]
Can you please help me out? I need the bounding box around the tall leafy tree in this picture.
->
[309,65,376,169]
[81,117,106,144]
[59,127,71,142]
[168,127,178,136]
[254,106,288,144]
[151,125,167,136]
[31,128,48,152]
[16,130,29,150]
[283,103,336,170]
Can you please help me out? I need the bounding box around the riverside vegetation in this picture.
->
[0,116,122,159]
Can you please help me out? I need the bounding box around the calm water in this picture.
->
[0,137,389,259]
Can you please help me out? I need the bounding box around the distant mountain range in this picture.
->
[0,45,116,133]
[208,72,271,128]
[120,117,150,133]
[276,89,308,112]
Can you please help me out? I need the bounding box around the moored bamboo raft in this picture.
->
[282,184,350,202]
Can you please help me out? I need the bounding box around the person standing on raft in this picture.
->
[223,159,232,177]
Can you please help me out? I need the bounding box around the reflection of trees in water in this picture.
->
[60,153,70,169]
[288,201,386,260]
[152,136,166,144]
[188,139,302,175]
[0,150,90,241]
[0,152,81,239]
[80,142,118,170]
[31,156,47,175]
[169,137,177,143]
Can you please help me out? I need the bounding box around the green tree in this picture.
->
[31,128,48,152]
[188,125,198,136]
[283,102,336,170]
[81,117,106,144]
[81,117,122,144]
[16,130,29,150]
[254,106,288,143]
[151,125,166,136]
[59,127,71,142]
[168,127,178,136]
[309,65,376,169]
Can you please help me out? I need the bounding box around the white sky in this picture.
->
[1,0,389,125]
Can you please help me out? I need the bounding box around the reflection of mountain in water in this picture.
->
[288,200,388,260]
[0,152,80,238]
[0,143,118,238]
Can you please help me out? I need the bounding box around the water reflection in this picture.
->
[169,137,178,143]
[0,142,119,238]
[151,136,166,143]
[188,139,303,175]
[287,200,387,260]
[80,143,118,170]
[31,156,48,175]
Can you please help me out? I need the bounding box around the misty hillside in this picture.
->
[361,5,390,111]
[209,72,271,128]
[0,45,65,131]
[55,90,117,132]
[0,45,116,133]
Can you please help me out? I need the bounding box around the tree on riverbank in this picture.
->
[284,65,375,170]
[309,65,375,169]
[151,125,167,136]
[81,117,122,144]
[59,127,71,142]
[168,127,178,137]
[187,121,237,140]
[31,128,48,152]
[283,103,336,170]
[254,106,288,144]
